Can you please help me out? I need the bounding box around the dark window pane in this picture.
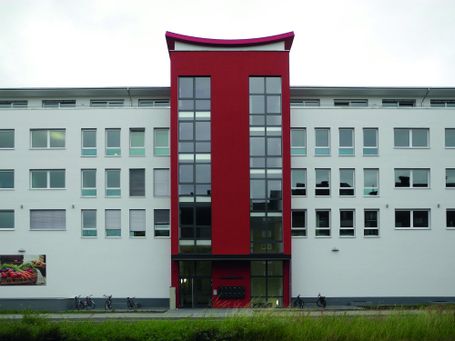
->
[292,211,305,228]
[180,207,193,225]
[129,169,145,196]
[196,206,211,226]
[413,211,428,227]
[395,211,411,227]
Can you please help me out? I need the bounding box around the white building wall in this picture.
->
[291,106,455,298]
[0,104,171,300]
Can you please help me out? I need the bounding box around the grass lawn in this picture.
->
[0,309,454,340]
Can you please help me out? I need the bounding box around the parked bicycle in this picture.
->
[293,294,304,309]
[126,296,140,310]
[104,294,113,311]
[316,293,327,308]
[74,295,96,310]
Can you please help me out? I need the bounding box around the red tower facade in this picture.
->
[166,32,294,308]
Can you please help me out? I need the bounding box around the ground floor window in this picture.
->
[250,260,283,307]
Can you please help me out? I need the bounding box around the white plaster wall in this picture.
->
[0,104,171,299]
[291,106,455,298]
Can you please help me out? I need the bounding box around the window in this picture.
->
[364,210,379,236]
[315,128,330,156]
[290,99,320,107]
[0,100,27,108]
[129,209,146,237]
[42,100,76,108]
[395,209,430,229]
[30,210,66,230]
[291,210,306,237]
[446,210,455,229]
[340,209,355,237]
[0,129,14,149]
[445,128,455,148]
[90,99,124,107]
[394,169,429,188]
[290,128,306,156]
[0,210,14,230]
[154,209,170,237]
[154,128,170,156]
[31,129,65,149]
[382,99,415,107]
[446,169,455,188]
[0,170,14,189]
[105,169,121,197]
[81,210,97,237]
[81,169,96,197]
[81,129,96,156]
[316,210,330,237]
[291,169,306,195]
[130,128,145,156]
[431,100,455,107]
[364,169,379,196]
[105,129,121,156]
[394,128,429,148]
[315,169,330,196]
[138,98,170,107]
[339,169,354,196]
[129,169,145,196]
[339,128,354,156]
[363,128,378,156]
[154,168,170,197]
[334,99,367,107]
[105,209,121,237]
[30,169,65,189]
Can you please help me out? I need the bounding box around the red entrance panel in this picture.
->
[167,32,294,307]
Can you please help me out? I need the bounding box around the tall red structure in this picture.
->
[166,32,294,307]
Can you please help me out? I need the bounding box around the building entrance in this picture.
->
[178,261,212,308]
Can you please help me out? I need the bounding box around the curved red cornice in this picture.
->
[165,31,294,51]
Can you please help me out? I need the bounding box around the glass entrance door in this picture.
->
[179,261,212,308]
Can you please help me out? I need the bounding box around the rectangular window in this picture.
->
[316,209,330,237]
[90,99,124,107]
[154,128,170,156]
[0,170,14,189]
[42,100,76,108]
[446,210,455,229]
[340,209,355,237]
[315,128,330,156]
[81,169,96,197]
[154,168,170,197]
[339,168,355,196]
[364,169,379,196]
[291,169,306,195]
[30,210,66,230]
[394,169,430,188]
[446,169,455,188]
[0,100,27,108]
[290,98,320,107]
[291,210,306,237]
[445,128,455,148]
[129,169,145,196]
[0,129,14,149]
[334,99,368,107]
[31,129,65,149]
[339,128,354,156]
[395,209,430,229]
[81,129,96,156]
[129,128,145,156]
[394,128,429,148]
[0,210,14,229]
[129,209,146,237]
[105,129,121,156]
[315,168,330,196]
[105,169,121,197]
[290,128,306,156]
[105,209,121,237]
[154,209,170,237]
[363,128,378,156]
[138,98,170,107]
[364,210,379,236]
[431,100,455,107]
[30,169,65,189]
[81,209,97,237]
[383,99,415,107]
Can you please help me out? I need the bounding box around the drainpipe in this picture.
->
[421,88,430,107]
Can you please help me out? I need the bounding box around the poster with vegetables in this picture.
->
[0,255,46,285]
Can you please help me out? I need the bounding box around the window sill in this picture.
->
[339,235,355,238]
[30,188,67,190]
[291,235,307,239]
[154,236,171,239]
[105,196,121,198]
[394,187,430,190]
[81,196,97,198]
[363,195,380,198]
[30,148,66,150]
[362,154,379,157]
[80,155,97,158]
[81,236,97,239]
[129,196,146,198]
[314,235,331,238]
[129,236,146,239]
[104,155,121,158]
[0,148,14,150]
[446,227,455,230]
[105,236,122,239]
[394,227,430,230]
[0,228,15,231]
[0,188,15,191]
[339,195,356,198]
[29,229,66,231]
[363,235,380,238]
[393,147,430,149]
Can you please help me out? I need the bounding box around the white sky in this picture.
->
[1,0,454,88]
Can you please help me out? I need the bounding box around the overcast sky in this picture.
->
[1,0,454,88]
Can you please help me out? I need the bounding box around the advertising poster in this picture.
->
[0,255,46,286]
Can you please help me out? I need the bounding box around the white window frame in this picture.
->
[105,169,121,197]
[0,210,14,230]
[81,169,97,197]
[0,169,14,189]
[291,168,306,196]
[81,209,97,237]
[363,168,379,196]
[339,128,354,156]
[81,129,97,157]
[446,168,455,188]
[30,129,66,149]
[105,128,121,156]
[0,129,14,149]
[363,128,378,156]
[394,168,430,188]
[339,209,355,237]
[315,128,330,156]
[315,209,331,237]
[129,128,145,156]
[395,209,430,230]
[291,209,307,237]
[154,128,170,156]
[30,209,66,231]
[129,209,146,238]
[30,169,65,189]
[105,209,121,237]
[446,209,455,229]
[290,128,307,156]
[394,128,429,148]
[154,168,170,197]
[339,168,355,196]
[445,128,455,148]
[315,168,330,196]
[154,209,170,238]
[364,209,379,237]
